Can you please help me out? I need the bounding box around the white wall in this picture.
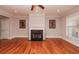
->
[0,7,63,39]
[0,9,12,17]
[61,12,79,47]
[1,16,29,39]
[45,16,62,38]
[29,13,45,28]
[9,16,29,39]
[0,9,63,39]
[0,9,12,39]
[1,15,62,39]
[1,19,10,39]
[60,16,66,38]
[29,12,45,40]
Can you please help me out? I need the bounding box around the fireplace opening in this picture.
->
[31,30,43,41]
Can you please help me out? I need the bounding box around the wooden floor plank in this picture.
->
[0,38,79,54]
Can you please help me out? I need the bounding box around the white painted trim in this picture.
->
[46,35,79,47]
[0,37,11,40]
[1,36,29,39]
[46,36,62,38]
[29,28,45,40]
[0,9,12,17]
[1,34,79,47]
[61,36,79,47]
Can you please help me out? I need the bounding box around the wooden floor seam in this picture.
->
[0,38,79,54]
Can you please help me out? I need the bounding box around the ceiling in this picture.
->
[0,15,9,19]
[0,5,79,17]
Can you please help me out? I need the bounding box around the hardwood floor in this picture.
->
[0,38,79,54]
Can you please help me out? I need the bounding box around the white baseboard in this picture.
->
[1,36,29,40]
[2,36,62,39]
[10,36,29,39]
[0,37,10,39]
[46,36,62,38]
[1,35,79,47]
[61,36,79,47]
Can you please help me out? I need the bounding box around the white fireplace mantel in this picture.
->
[29,12,45,40]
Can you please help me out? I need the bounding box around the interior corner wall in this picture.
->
[61,14,79,47]
[0,9,12,39]
[0,18,10,39]
[1,16,29,39]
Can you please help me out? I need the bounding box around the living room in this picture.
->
[0,5,79,54]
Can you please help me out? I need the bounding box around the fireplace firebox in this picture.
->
[31,30,43,41]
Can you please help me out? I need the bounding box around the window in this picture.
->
[66,15,79,39]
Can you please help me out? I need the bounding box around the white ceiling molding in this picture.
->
[0,5,79,17]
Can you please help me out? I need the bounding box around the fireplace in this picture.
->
[31,30,43,41]
[29,10,45,40]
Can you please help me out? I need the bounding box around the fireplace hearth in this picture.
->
[31,30,43,41]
